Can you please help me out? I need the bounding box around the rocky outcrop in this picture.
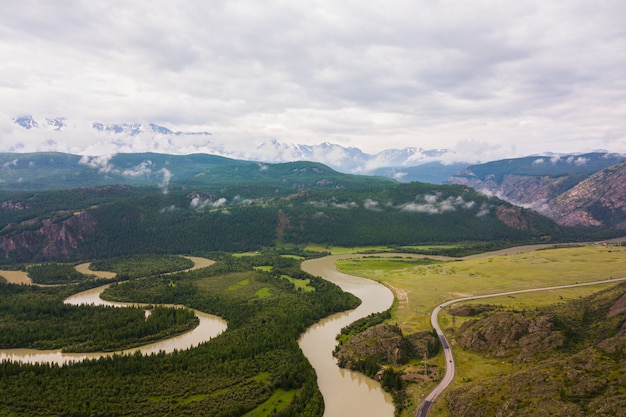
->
[456,311,565,359]
[550,161,626,228]
[0,211,97,262]
[446,284,626,417]
[334,324,437,368]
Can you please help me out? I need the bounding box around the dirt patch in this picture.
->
[388,285,409,309]
[607,292,626,318]
[0,270,31,285]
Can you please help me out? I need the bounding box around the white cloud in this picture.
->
[122,161,153,177]
[400,194,476,214]
[190,196,228,210]
[158,167,172,194]
[0,1,625,159]
[79,154,117,173]
[363,199,381,211]
[574,157,588,166]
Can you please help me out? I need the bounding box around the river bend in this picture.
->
[300,255,395,417]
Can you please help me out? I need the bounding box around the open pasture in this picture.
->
[336,244,626,333]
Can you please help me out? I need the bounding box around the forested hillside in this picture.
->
[0,182,594,264]
[0,152,393,191]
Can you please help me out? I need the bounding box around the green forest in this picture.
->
[2,181,614,265]
[0,253,360,416]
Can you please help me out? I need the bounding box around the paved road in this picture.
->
[415,276,626,417]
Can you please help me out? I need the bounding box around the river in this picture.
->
[300,255,395,417]
[0,284,227,365]
[1,255,395,416]
[0,257,227,365]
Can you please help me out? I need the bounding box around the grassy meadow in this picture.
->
[336,244,626,334]
[335,244,626,417]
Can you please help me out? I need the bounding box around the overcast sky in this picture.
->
[1,0,625,160]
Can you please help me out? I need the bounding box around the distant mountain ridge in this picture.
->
[9,115,454,180]
[0,151,394,192]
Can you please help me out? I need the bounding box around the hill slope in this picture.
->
[0,152,394,192]
[449,153,626,228]
[447,282,626,416]
[0,182,569,264]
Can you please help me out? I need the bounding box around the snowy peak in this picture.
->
[9,115,449,176]
[12,115,67,131]
[91,122,209,136]
[45,117,66,130]
[13,115,38,129]
[93,122,143,136]
[251,139,449,172]
[13,116,210,137]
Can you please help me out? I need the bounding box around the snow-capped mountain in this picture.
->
[248,139,450,173]
[91,122,211,136]
[9,115,451,179]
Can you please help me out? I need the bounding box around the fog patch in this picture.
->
[476,203,491,217]
[190,196,228,210]
[2,159,18,169]
[332,201,358,209]
[363,199,381,211]
[122,160,153,177]
[159,168,172,194]
[400,194,477,215]
[393,172,407,180]
[79,154,117,174]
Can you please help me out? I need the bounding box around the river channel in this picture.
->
[0,284,228,365]
[1,255,395,416]
[300,255,395,417]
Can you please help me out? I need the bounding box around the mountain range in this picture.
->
[9,115,455,180]
[6,116,626,230]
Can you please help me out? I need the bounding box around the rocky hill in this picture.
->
[446,282,626,416]
[550,161,626,228]
[450,153,626,229]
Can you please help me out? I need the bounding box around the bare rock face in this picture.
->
[457,311,564,359]
[0,211,97,262]
[451,159,626,229]
[496,206,535,231]
[550,161,626,228]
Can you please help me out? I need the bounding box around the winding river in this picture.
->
[0,257,227,365]
[300,255,395,417]
[1,255,396,416]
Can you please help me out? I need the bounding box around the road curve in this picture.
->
[415,276,626,417]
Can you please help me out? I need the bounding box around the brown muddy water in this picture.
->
[0,284,227,365]
[1,255,395,416]
[300,255,395,417]
[0,257,226,365]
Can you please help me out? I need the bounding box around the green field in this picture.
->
[336,244,626,417]
[336,244,626,333]
[305,244,395,254]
